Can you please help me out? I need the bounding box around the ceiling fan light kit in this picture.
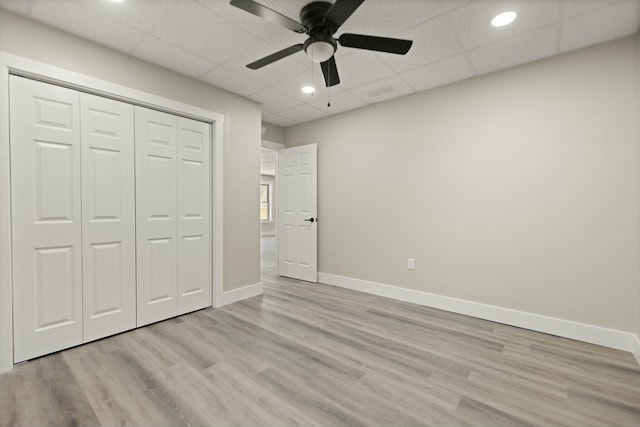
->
[230,0,413,89]
[305,35,336,63]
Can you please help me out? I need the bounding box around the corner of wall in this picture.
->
[636,32,640,342]
[0,62,13,373]
[218,282,263,307]
[261,121,285,145]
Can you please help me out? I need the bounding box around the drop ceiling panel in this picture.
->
[84,0,178,33]
[401,54,475,92]
[469,24,560,75]
[201,66,266,96]
[449,0,561,49]
[560,0,639,52]
[153,1,257,63]
[336,0,444,36]
[385,14,465,73]
[262,113,297,127]
[336,51,397,90]
[1,0,638,127]
[561,0,622,18]
[198,0,304,49]
[0,0,29,14]
[249,87,302,114]
[274,68,345,103]
[278,103,326,122]
[307,90,368,114]
[437,0,472,12]
[133,36,217,78]
[28,0,146,53]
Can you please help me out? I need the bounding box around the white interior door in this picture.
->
[10,76,83,362]
[81,93,136,342]
[277,144,318,282]
[135,106,178,326]
[177,117,211,314]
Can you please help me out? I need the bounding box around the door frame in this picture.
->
[0,52,225,373]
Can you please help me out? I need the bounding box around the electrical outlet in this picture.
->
[407,258,415,270]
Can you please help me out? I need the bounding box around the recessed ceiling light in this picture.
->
[491,11,517,27]
[302,85,315,94]
[109,0,126,3]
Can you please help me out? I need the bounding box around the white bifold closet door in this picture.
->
[10,77,137,362]
[10,76,212,361]
[135,107,211,326]
[10,76,84,363]
[80,93,136,342]
[176,117,211,314]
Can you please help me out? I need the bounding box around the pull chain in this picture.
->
[311,60,315,96]
[327,62,331,107]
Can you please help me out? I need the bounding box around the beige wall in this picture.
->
[636,33,640,338]
[286,36,640,332]
[0,10,261,292]
[262,122,285,144]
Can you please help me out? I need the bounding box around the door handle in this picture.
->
[304,217,316,223]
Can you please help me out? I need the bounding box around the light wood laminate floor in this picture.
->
[1,271,640,426]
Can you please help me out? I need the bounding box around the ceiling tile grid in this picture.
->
[28,0,147,53]
[400,53,475,92]
[559,0,639,52]
[132,35,218,78]
[200,65,267,96]
[383,13,466,73]
[468,23,561,75]
[0,0,638,127]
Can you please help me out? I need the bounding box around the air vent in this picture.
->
[367,85,396,98]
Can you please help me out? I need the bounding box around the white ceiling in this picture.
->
[1,0,638,127]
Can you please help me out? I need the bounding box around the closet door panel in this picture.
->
[135,107,178,326]
[178,118,211,314]
[81,93,136,342]
[10,76,83,362]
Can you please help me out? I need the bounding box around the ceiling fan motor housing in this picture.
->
[300,1,336,33]
[301,1,338,62]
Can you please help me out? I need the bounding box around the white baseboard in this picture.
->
[219,282,263,306]
[632,334,640,365]
[318,272,640,357]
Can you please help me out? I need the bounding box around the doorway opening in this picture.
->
[260,143,282,278]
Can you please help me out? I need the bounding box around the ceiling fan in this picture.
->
[229,0,413,87]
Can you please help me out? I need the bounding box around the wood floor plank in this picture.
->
[0,353,100,427]
[1,257,639,426]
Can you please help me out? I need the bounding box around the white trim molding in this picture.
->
[219,282,263,307]
[632,335,640,366]
[0,53,12,373]
[261,140,285,151]
[0,51,225,373]
[319,272,640,357]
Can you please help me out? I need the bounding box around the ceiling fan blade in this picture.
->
[324,0,365,29]
[246,44,305,69]
[338,33,413,55]
[230,0,306,33]
[320,56,340,87]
